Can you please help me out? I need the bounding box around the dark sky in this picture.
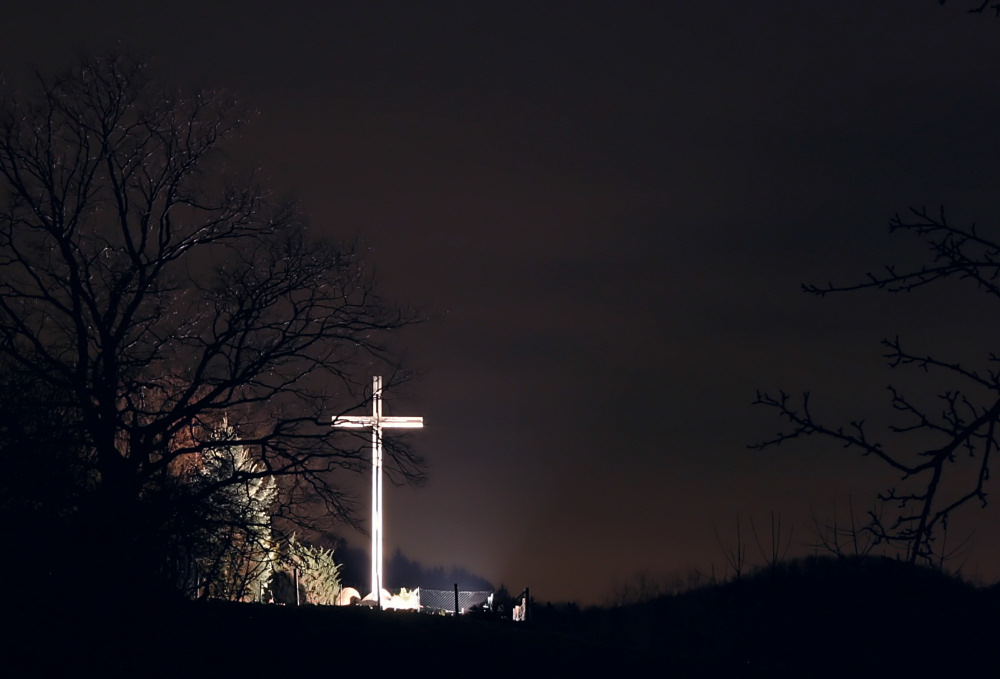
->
[6,1,1000,605]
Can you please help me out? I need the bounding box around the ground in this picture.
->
[6,557,998,677]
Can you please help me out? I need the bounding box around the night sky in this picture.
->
[5,2,1000,605]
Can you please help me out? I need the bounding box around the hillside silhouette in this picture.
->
[8,555,996,676]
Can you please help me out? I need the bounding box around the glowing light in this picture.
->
[333,376,423,608]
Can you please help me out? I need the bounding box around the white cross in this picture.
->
[332,376,423,608]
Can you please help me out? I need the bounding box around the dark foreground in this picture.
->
[6,556,999,677]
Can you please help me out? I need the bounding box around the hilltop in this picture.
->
[7,556,997,676]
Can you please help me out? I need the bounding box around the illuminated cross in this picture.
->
[332,376,423,608]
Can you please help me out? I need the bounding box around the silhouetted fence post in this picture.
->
[454,583,459,616]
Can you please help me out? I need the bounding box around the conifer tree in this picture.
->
[278,535,342,605]
[187,419,277,601]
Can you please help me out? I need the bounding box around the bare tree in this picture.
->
[749,511,794,569]
[754,208,1000,566]
[807,498,881,561]
[0,54,423,598]
[714,515,749,580]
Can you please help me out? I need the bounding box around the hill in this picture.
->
[6,556,997,676]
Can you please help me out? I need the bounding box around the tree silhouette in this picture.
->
[0,54,423,600]
[940,1,1000,17]
[755,208,1000,565]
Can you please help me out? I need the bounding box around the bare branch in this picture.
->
[0,53,424,596]
[757,207,1000,566]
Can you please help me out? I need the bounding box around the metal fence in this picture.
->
[418,587,492,614]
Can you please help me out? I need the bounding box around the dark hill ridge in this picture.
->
[6,556,998,676]
[569,555,999,674]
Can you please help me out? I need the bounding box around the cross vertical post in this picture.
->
[332,376,423,608]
